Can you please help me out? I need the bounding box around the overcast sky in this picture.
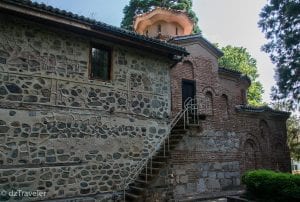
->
[33,0,275,104]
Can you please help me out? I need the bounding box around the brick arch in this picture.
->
[273,141,286,171]
[243,138,260,171]
[201,86,216,95]
[241,134,262,172]
[181,60,194,80]
[259,119,270,139]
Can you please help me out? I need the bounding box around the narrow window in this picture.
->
[241,89,246,105]
[221,94,229,117]
[205,91,213,115]
[90,45,111,81]
[157,24,161,33]
[176,27,178,35]
[146,30,149,36]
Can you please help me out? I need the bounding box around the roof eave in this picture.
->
[170,34,224,58]
[0,0,188,59]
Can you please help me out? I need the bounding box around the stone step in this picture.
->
[129,185,145,193]
[134,179,148,185]
[171,129,188,134]
[125,192,140,200]
[139,173,155,180]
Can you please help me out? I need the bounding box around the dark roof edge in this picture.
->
[218,67,251,85]
[1,0,188,57]
[236,105,291,116]
[169,34,224,58]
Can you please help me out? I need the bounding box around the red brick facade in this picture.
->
[167,35,291,198]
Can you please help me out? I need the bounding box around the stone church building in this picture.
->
[0,1,291,202]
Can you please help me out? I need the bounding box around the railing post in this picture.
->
[146,160,148,183]
[164,139,166,157]
[168,135,170,151]
[150,157,153,175]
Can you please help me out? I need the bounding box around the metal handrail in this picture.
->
[119,97,199,201]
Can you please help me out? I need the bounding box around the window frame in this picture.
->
[88,43,113,81]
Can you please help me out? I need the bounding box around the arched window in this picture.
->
[241,89,246,105]
[157,24,161,33]
[176,27,178,35]
[205,91,213,115]
[221,94,229,118]
[244,139,258,170]
[259,120,270,138]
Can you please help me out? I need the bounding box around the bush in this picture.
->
[242,170,300,201]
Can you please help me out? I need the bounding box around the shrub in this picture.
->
[242,170,300,201]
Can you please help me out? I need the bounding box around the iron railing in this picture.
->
[118,97,200,201]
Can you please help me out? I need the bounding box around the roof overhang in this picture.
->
[170,34,224,58]
[0,0,189,60]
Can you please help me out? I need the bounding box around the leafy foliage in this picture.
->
[242,170,300,201]
[218,45,264,106]
[258,0,300,110]
[121,0,201,33]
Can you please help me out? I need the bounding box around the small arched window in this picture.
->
[241,89,247,105]
[176,27,178,35]
[221,94,229,118]
[205,91,213,115]
[157,24,161,33]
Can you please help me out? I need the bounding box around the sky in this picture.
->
[33,0,275,104]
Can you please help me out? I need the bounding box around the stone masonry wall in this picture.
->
[0,14,172,201]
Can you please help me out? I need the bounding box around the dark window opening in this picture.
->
[176,27,178,35]
[157,24,161,33]
[90,45,111,81]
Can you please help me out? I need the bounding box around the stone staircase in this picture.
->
[124,124,188,201]
[123,98,200,202]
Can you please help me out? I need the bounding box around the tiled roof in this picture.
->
[218,67,251,84]
[170,34,223,57]
[1,0,188,56]
[236,105,290,116]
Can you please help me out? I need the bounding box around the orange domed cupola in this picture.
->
[133,7,194,39]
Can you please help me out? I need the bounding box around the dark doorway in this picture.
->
[182,79,196,108]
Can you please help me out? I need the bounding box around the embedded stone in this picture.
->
[46,156,56,163]
[71,90,78,96]
[23,95,38,102]
[41,89,51,97]
[151,100,161,108]
[45,181,52,187]
[80,181,88,188]
[80,188,90,194]
[0,86,7,95]
[3,170,15,176]
[7,94,22,101]
[158,129,166,134]
[58,155,69,161]
[113,153,121,159]
[149,127,156,134]
[132,101,139,107]
[0,126,9,133]
[40,172,52,180]
[118,98,126,105]
[88,91,97,97]
[6,83,22,94]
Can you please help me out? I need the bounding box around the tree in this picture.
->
[258,0,300,110]
[121,0,201,33]
[218,45,264,106]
